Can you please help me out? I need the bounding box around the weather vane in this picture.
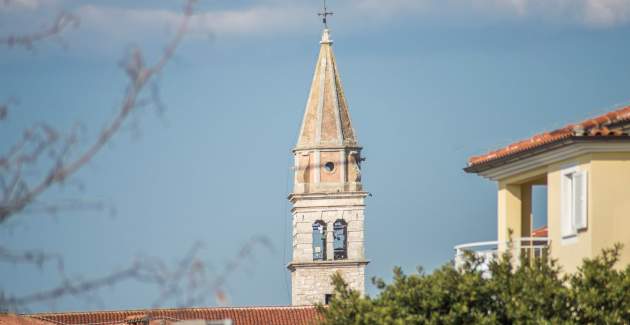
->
[317,0,334,28]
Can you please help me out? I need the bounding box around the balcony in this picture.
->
[454,237,550,272]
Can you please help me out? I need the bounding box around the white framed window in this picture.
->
[560,166,588,239]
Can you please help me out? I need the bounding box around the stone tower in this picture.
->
[287,28,369,306]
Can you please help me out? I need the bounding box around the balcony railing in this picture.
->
[454,237,550,272]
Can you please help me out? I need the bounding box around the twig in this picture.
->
[0,12,79,50]
[0,236,272,311]
[0,246,65,273]
[0,0,197,223]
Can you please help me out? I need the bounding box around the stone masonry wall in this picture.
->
[291,264,365,306]
[289,194,367,306]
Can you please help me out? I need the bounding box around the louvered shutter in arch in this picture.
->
[333,220,347,260]
[312,221,326,260]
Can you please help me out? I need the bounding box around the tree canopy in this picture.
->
[318,245,630,324]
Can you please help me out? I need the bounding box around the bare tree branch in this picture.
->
[0,12,79,50]
[1,262,146,310]
[0,104,7,121]
[196,236,274,306]
[152,236,274,308]
[20,199,106,216]
[0,0,271,314]
[0,236,272,312]
[0,0,197,223]
[0,246,64,272]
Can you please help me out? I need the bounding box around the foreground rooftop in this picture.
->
[466,105,630,173]
[2,306,320,325]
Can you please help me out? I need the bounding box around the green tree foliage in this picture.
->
[318,245,630,324]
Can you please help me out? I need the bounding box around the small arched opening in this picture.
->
[333,220,348,260]
[312,221,327,261]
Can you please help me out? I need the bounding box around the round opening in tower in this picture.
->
[324,162,335,172]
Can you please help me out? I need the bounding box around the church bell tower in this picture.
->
[287,23,369,306]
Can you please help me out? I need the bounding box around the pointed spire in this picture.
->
[320,28,332,44]
[295,29,358,150]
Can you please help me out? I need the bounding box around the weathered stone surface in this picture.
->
[292,28,364,196]
[296,29,357,150]
[289,28,369,307]
[290,263,366,306]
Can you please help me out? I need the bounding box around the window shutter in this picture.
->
[561,173,574,237]
[573,171,588,230]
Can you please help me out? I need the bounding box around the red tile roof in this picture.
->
[466,105,630,172]
[19,306,320,325]
[1,314,53,325]
[531,226,548,238]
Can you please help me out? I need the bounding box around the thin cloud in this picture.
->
[463,0,630,27]
[0,0,58,11]
[350,0,630,27]
[75,4,312,42]
[7,0,630,46]
[583,0,630,27]
[350,0,432,17]
[1,0,40,10]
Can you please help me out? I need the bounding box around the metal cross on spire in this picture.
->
[317,0,334,28]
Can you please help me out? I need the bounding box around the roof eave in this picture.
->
[464,136,630,174]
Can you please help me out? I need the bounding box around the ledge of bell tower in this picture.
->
[289,192,368,213]
[288,191,368,203]
[287,259,369,271]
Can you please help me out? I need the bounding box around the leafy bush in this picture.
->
[318,244,630,325]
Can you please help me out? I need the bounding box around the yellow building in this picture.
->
[459,106,630,273]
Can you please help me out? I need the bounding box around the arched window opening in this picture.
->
[333,220,347,260]
[312,221,326,261]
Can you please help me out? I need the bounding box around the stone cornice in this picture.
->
[288,192,368,201]
[287,259,370,271]
[292,145,363,153]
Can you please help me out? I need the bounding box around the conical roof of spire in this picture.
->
[295,29,359,150]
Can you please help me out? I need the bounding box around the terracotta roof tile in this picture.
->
[24,307,320,325]
[531,226,548,238]
[468,105,630,168]
[0,314,53,325]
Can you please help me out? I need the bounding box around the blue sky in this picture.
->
[2,0,630,312]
